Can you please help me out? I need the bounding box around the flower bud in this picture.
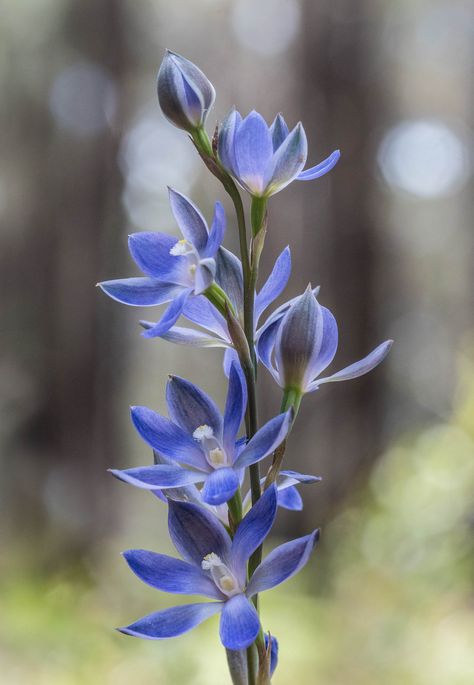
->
[157,50,215,133]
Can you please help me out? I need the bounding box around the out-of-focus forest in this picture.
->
[1,1,473,683]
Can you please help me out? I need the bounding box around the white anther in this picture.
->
[201,553,239,596]
[201,552,221,570]
[193,424,214,441]
[170,239,192,256]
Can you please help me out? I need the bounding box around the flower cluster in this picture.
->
[99,50,392,684]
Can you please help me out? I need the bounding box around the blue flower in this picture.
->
[118,485,319,650]
[157,50,215,133]
[218,110,340,198]
[258,286,393,394]
[98,188,225,337]
[110,363,292,505]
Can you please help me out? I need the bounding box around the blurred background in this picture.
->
[1,0,473,683]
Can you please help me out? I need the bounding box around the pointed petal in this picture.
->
[123,549,224,599]
[278,470,322,486]
[98,278,180,306]
[277,486,303,510]
[307,305,338,380]
[131,406,208,471]
[168,499,232,566]
[110,464,206,489]
[234,111,273,196]
[218,108,241,176]
[219,594,260,650]
[201,202,226,258]
[119,602,222,640]
[266,122,307,196]
[128,232,182,280]
[159,325,228,348]
[168,188,209,253]
[166,375,223,439]
[315,340,393,389]
[142,288,190,337]
[274,287,323,391]
[269,113,289,151]
[255,318,280,383]
[215,247,244,316]
[265,634,279,676]
[255,246,291,322]
[297,149,340,180]
[246,530,319,597]
[223,362,247,457]
[233,411,291,470]
[201,468,240,506]
[183,294,229,340]
[230,485,277,583]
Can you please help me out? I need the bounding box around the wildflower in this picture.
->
[157,50,215,133]
[258,286,393,395]
[98,188,225,337]
[110,363,291,505]
[218,110,340,198]
[119,485,319,650]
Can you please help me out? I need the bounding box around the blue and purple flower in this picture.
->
[110,363,292,505]
[258,286,393,394]
[218,110,340,198]
[119,485,319,650]
[98,188,225,337]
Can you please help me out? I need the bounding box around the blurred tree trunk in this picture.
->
[284,0,390,529]
[1,0,129,569]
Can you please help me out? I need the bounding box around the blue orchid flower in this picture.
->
[119,485,319,650]
[218,110,340,198]
[157,50,216,133]
[258,286,393,395]
[110,363,292,506]
[98,188,225,338]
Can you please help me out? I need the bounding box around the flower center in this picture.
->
[169,239,193,256]
[201,553,240,597]
[193,424,214,441]
[193,424,229,469]
[208,447,225,466]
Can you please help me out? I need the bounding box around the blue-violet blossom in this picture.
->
[157,50,215,133]
[98,188,225,337]
[110,363,292,505]
[119,485,319,650]
[218,110,340,198]
[258,286,393,394]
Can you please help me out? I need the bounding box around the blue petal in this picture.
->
[98,278,180,306]
[223,348,240,378]
[233,411,291,470]
[109,464,206,489]
[160,325,228,348]
[314,340,393,389]
[278,470,322,486]
[218,108,241,175]
[215,248,244,317]
[230,485,277,584]
[269,113,289,151]
[266,123,307,196]
[131,406,209,471]
[168,188,209,253]
[200,468,240,506]
[167,51,215,114]
[168,499,232,566]
[297,149,340,181]
[123,549,224,599]
[234,111,273,196]
[128,232,182,280]
[223,362,247,457]
[142,288,190,337]
[166,375,223,439]
[201,202,226,258]
[255,317,280,382]
[255,246,291,322]
[274,287,323,390]
[219,594,260,650]
[308,305,338,379]
[119,602,222,640]
[183,295,229,340]
[246,530,319,597]
[277,486,303,510]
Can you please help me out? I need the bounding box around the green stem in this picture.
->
[250,197,267,237]
[264,388,302,489]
